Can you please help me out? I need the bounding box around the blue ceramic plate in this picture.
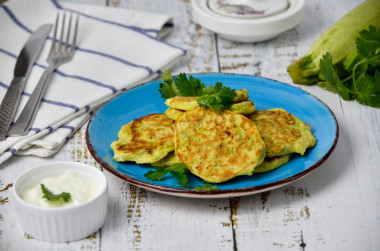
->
[86,73,338,198]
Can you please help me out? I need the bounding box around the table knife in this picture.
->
[0,24,52,141]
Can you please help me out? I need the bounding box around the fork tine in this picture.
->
[49,13,59,56]
[58,12,66,52]
[65,12,72,52]
[70,13,79,53]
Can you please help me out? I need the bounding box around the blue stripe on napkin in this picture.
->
[30,128,41,133]
[54,69,118,93]
[50,0,186,54]
[5,148,17,155]
[77,47,154,74]
[0,81,7,90]
[47,126,54,133]
[60,125,75,132]
[0,48,118,93]
[41,98,80,112]
[50,0,159,35]
[0,81,80,112]
[0,5,167,75]
[0,4,32,33]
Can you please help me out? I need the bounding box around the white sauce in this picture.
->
[20,172,100,208]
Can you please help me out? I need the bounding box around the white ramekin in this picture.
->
[12,161,108,243]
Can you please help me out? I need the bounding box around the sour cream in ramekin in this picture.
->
[20,172,101,208]
[12,162,108,243]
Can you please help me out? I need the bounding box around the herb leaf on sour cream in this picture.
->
[40,184,71,203]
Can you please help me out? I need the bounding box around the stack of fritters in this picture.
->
[111,89,316,183]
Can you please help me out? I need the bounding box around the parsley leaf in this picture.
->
[144,166,170,181]
[144,163,190,188]
[158,71,237,110]
[197,82,236,110]
[359,25,380,42]
[175,73,205,97]
[319,26,380,107]
[193,182,219,191]
[318,81,338,93]
[319,52,351,100]
[343,48,360,72]
[356,71,380,108]
[159,70,181,99]
[40,184,71,203]
[356,25,380,58]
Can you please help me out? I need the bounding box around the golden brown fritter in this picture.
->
[111,113,175,163]
[165,100,256,121]
[151,152,179,167]
[165,89,251,112]
[165,96,198,110]
[253,154,292,173]
[232,89,249,102]
[249,108,316,157]
[165,107,184,121]
[229,100,256,115]
[151,152,291,174]
[175,107,265,183]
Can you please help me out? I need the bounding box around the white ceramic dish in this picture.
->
[191,0,305,42]
[12,161,108,243]
[208,0,289,19]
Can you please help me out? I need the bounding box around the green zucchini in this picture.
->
[287,0,380,85]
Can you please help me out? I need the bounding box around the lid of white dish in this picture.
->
[191,0,305,42]
[208,0,289,19]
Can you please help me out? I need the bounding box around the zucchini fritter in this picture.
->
[165,96,255,121]
[249,108,316,157]
[232,89,249,102]
[165,101,256,121]
[165,96,198,110]
[111,114,175,163]
[151,152,178,167]
[229,100,256,115]
[253,154,292,173]
[152,152,292,174]
[165,89,251,114]
[175,107,266,183]
[165,107,184,121]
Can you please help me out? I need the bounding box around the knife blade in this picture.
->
[0,24,52,141]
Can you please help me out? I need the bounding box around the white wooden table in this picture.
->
[1,0,379,250]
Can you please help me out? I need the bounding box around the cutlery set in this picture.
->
[0,12,79,141]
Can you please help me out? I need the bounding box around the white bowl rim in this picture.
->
[192,0,305,25]
[12,161,108,212]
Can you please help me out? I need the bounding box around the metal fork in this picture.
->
[8,12,79,136]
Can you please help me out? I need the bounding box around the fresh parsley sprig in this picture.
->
[144,164,220,190]
[40,184,71,203]
[193,182,219,191]
[197,82,236,110]
[175,73,205,97]
[159,71,237,110]
[159,70,181,99]
[319,25,380,108]
[144,163,190,188]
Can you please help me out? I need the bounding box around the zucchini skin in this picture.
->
[288,0,380,85]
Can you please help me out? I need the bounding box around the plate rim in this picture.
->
[86,73,339,198]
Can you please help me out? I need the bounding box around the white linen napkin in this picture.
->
[0,0,186,164]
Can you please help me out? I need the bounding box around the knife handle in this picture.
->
[0,77,26,141]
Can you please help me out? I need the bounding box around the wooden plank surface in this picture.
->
[1,0,379,250]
